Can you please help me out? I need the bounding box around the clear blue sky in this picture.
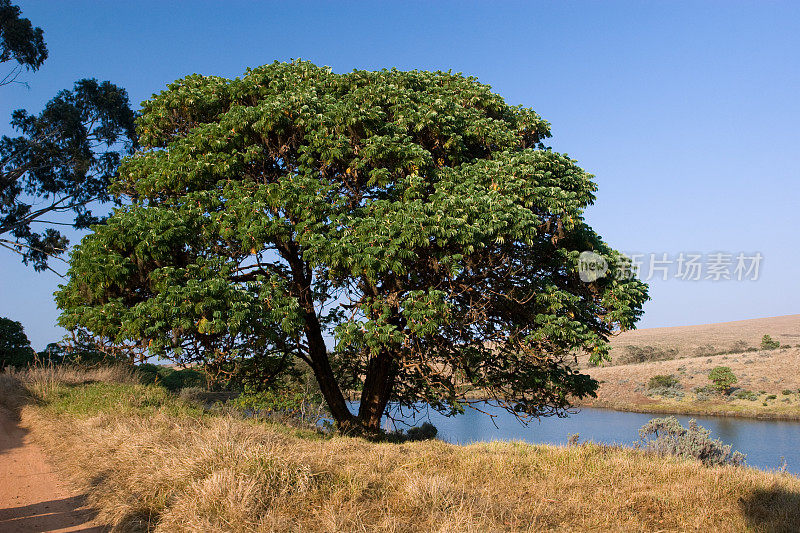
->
[2,1,799,349]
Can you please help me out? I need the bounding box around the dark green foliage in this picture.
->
[638,416,745,467]
[1,3,135,270]
[0,316,34,368]
[0,0,47,85]
[136,364,209,392]
[37,343,64,363]
[648,374,679,389]
[765,394,777,401]
[382,421,439,443]
[782,390,793,396]
[159,368,208,392]
[0,79,137,270]
[136,363,161,385]
[57,61,648,432]
[760,335,780,350]
[708,366,737,394]
[403,422,438,441]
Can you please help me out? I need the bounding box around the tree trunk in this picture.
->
[283,242,357,432]
[357,349,396,431]
[303,311,357,431]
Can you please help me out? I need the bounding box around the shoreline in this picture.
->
[576,399,800,422]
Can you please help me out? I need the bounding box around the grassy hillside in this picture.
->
[581,315,800,419]
[2,368,800,532]
[599,314,800,366]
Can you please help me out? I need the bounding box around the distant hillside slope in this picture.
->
[580,314,800,419]
[602,314,800,366]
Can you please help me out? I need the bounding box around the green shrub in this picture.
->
[708,366,737,394]
[135,364,209,391]
[782,389,793,396]
[646,374,684,399]
[733,389,758,401]
[760,335,780,350]
[693,386,714,402]
[160,368,208,391]
[229,376,328,426]
[404,422,439,441]
[136,363,162,384]
[385,422,439,443]
[648,374,680,389]
[638,416,745,467]
[766,394,777,400]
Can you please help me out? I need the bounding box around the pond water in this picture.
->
[376,402,800,475]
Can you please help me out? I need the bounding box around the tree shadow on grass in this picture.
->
[0,376,107,531]
[740,486,800,533]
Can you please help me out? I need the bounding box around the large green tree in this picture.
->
[57,61,648,433]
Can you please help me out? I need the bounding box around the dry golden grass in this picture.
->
[5,368,800,532]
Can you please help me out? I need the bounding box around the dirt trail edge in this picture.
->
[0,408,104,532]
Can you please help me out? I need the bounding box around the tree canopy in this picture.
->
[0,0,47,86]
[0,316,34,369]
[57,61,648,433]
[1,2,137,271]
[0,79,138,270]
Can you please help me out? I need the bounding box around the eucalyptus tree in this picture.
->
[1,1,137,271]
[0,0,47,87]
[57,61,648,433]
[1,79,137,270]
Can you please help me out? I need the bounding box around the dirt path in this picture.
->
[0,408,104,532]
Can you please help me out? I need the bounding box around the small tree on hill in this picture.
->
[708,366,737,394]
[760,335,780,350]
[0,316,35,369]
[57,61,649,434]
